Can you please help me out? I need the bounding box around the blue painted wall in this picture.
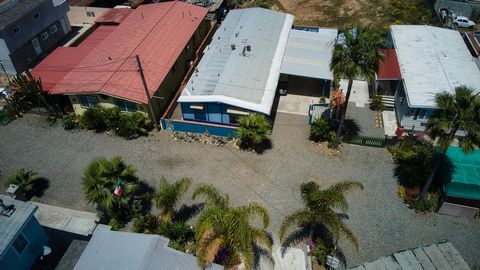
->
[0,215,48,270]
[181,102,250,126]
[162,118,237,137]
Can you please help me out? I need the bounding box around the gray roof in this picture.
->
[179,8,294,115]
[280,28,337,80]
[349,242,471,270]
[74,225,223,270]
[0,0,46,30]
[0,195,38,257]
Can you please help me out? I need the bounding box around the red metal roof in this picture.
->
[32,2,208,104]
[378,49,401,80]
[95,8,134,25]
[32,25,116,90]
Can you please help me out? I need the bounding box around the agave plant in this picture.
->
[4,168,39,196]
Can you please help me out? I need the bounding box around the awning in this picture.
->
[377,49,401,80]
[280,28,337,80]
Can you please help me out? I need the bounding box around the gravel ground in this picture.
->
[0,113,479,268]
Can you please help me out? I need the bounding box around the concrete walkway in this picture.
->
[34,202,98,236]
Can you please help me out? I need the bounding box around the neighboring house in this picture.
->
[378,25,480,131]
[67,6,112,25]
[73,224,223,270]
[175,8,336,134]
[31,2,210,122]
[0,0,70,76]
[0,195,49,270]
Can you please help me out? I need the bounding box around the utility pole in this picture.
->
[0,61,12,85]
[135,55,159,130]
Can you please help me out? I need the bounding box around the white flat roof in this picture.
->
[178,8,294,115]
[391,25,480,108]
[280,28,337,80]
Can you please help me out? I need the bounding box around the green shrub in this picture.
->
[109,217,125,231]
[113,112,152,139]
[237,113,272,149]
[392,141,435,187]
[309,117,333,142]
[370,94,385,111]
[311,238,333,266]
[411,192,439,212]
[61,114,78,130]
[133,214,161,234]
[0,110,12,126]
[80,106,109,132]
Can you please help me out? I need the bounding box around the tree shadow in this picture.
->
[137,181,155,214]
[434,154,455,191]
[343,119,361,137]
[29,177,50,199]
[252,138,273,154]
[174,203,205,223]
[253,242,275,269]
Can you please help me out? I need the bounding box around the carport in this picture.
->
[277,28,337,115]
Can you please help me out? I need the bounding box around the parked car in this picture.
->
[453,16,475,29]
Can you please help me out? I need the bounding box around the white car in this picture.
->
[453,16,476,29]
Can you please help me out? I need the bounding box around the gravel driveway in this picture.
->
[0,113,479,268]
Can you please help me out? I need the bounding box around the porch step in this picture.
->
[368,95,395,108]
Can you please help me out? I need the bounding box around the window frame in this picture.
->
[114,98,137,113]
[78,95,99,108]
[50,25,58,34]
[13,233,28,255]
[86,11,95,17]
[41,32,49,41]
[33,11,40,20]
[13,25,21,34]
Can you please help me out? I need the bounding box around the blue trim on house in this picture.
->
[162,118,237,137]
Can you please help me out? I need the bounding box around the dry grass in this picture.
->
[241,0,437,30]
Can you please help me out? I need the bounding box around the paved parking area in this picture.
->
[0,114,479,268]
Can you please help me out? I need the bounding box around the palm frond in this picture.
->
[192,183,228,208]
[279,210,311,242]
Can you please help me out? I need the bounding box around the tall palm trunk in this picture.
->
[419,127,457,199]
[335,79,353,145]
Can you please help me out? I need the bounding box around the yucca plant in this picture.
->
[154,177,192,223]
[82,156,142,225]
[4,168,39,197]
[237,113,272,149]
[279,181,363,258]
[192,184,272,269]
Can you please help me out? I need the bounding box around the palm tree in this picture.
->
[192,184,272,269]
[4,168,39,195]
[420,86,480,198]
[154,177,192,223]
[330,28,385,145]
[82,156,141,221]
[279,181,363,257]
[237,113,272,149]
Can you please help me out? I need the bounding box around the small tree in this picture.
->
[82,156,143,226]
[420,86,480,198]
[237,113,272,149]
[154,177,192,223]
[4,169,39,197]
[310,117,334,142]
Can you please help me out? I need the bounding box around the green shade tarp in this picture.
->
[443,147,480,200]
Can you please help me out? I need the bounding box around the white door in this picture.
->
[31,38,42,55]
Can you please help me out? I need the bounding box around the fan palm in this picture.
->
[82,156,141,221]
[4,168,39,195]
[237,113,272,149]
[154,177,192,223]
[330,28,385,145]
[420,86,480,198]
[279,181,363,257]
[193,184,272,269]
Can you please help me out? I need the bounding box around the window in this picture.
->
[229,114,242,124]
[41,32,49,40]
[33,12,40,20]
[78,95,99,108]
[13,234,28,255]
[50,25,57,34]
[114,99,137,112]
[86,11,95,17]
[13,25,20,34]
